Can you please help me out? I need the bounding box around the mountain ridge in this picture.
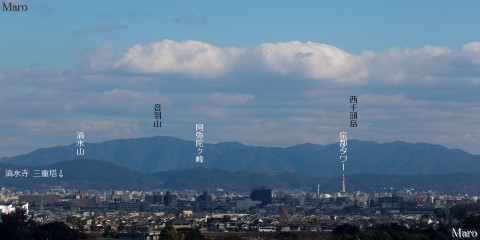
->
[1,136,479,177]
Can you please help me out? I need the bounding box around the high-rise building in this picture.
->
[164,191,177,207]
[145,194,163,204]
[196,191,215,210]
[250,186,272,206]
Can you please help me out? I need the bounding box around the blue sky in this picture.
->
[3,1,480,68]
[1,1,480,157]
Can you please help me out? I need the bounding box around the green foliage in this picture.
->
[409,233,428,240]
[339,234,351,240]
[275,231,298,240]
[359,230,393,240]
[66,215,82,229]
[359,224,454,240]
[177,227,205,240]
[426,231,448,240]
[434,208,447,218]
[0,207,28,239]
[34,221,86,240]
[160,225,180,240]
[372,230,391,240]
[0,219,86,240]
[333,223,360,236]
[450,203,480,219]
[463,214,480,229]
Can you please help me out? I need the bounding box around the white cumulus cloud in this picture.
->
[462,41,480,52]
[257,41,368,83]
[112,39,243,78]
[461,41,480,67]
[362,45,453,83]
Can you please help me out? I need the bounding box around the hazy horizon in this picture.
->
[1,135,478,159]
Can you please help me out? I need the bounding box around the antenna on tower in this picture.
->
[317,184,320,197]
[339,131,348,194]
[40,194,44,213]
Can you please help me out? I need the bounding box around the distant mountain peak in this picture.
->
[1,136,478,177]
